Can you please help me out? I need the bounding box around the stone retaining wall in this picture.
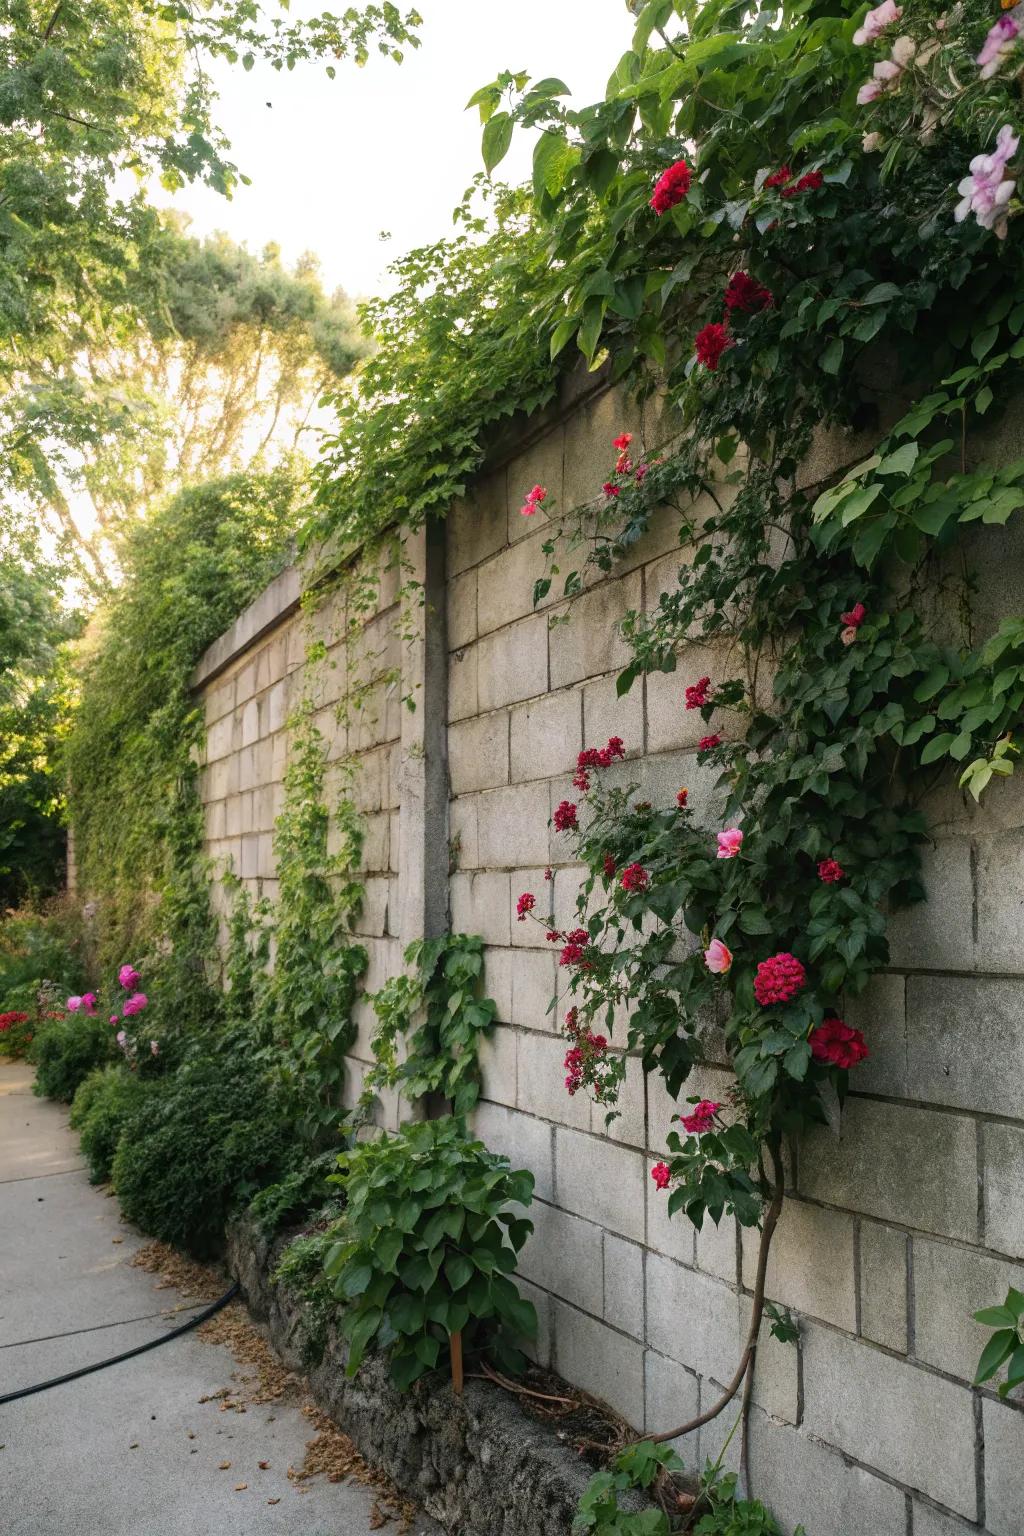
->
[192,379,1024,1536]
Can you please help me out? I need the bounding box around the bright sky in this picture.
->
[160,0,635,299]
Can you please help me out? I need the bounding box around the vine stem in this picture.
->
[644,1138,785,1446]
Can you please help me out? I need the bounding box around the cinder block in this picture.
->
[643,1348,700,1446]
[887,838,974,971]
[603,1233,644,1340]
[740,1289,800,1423]
[506,424,565,546]
[509,949,558,1030]
[982,1396,1024,1536]
[240,697,261,748]
[481,945,513,1022]
[695,1211,738,1284]
[984,1121,1024,1259]
[205,714,234,763]
[644,647,745,755]
[802,1323,978,1519]
[448,567,478,649]
[517,1030,589,1131]
[741,1199,856,1331]
[518,1277,552,1367]
[552,1299,644,1428]
[860,1221,909,1353]
[645,1254,740,1382]
[911,1503,978,1536]
[555,1126,646,1242]
[476,785,551,868]
[913,1236,1024,1382]
[510,690,583,782]
[470,1101,554,1202]
[590,1053,645,1149]
[975,828,1024,973]
[448,795,478,871]
[562,385,642,509]
[509,870,557,951]
[448,473,508,577]
[239,834,260,879]
[477,536,552,636]
[646,1063,736,1159]
[582,673,644,760]
[477,614,548,712]
[800,1099,979,1243]
[477,1022,517,1109]
[519,1199,603,1317]
[448,644,478,722]
[907,976,1024,1118]
[450,870,512,948]
[646,1157,696,1266]
[449,712,510,794]
[747,1410,908,1536]
[548,572,641,690]
[843,974,908,1099]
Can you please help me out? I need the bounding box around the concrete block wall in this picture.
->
[191,380,1024,1535]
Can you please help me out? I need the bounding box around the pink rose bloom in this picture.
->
[122,992,148,1017]
[66,996,82,1012]
[520,485,547,517]
[856,77,884,105]
[704,938,734,974]
[109,1015,119,1026]
[955,125,1019,239]
[716,828,744,859]
[81,993,98,1015]
[852,0,902,47]
[841,625,859,646]
[978,15,1020,81]
[118,964,141,990]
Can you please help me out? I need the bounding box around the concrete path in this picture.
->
[0,1062,438,1536]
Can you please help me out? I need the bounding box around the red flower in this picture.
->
[573,767,591,791]
[818,857,845,884]
[559,929,590,968]
[615,452,632,475]
[695,322,731,371]
[553,800,578,832]
[764,165,792,188]
[520,484,547,518]
[676,788,689,807]
[613,432,633,451]
[680,1099,723,1135]
[620,862,649,893]
[546,930,561,943]
[810,1018,869,1069]
[754,952,807,1007]
[698,734,722,752]
[603,854,616,880]
[544,866,553,881]
[650,159,691,214]
[685,675,713,710]
[607,736,625,759]
[603,481,621,498]
[723,272,773,313]
[0,1011,29,1031]
[650,1162,672,1190]
[796,170,824,192]
[780,186,797,200]
[516,892,536,921]
[840,602,866,629]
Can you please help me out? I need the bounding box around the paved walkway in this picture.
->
[0,1061,437,1536]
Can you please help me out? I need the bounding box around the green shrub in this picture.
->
[248,1150,340,1236]
[70,1066,155,1184]
[31,1012,115,1102]
[111,1045,294,1256]
[323,1116,536,1389]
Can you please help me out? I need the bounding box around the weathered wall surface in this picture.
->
[192,381,1024,1536]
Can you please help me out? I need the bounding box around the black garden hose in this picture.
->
[0,1281,239,1405]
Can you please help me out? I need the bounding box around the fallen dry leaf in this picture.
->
[218,1461,231,1471]
[369,1501,387,1529]
[267,1498,280,1506]
[234,1483,247,1492]
[258,1460,270,1470]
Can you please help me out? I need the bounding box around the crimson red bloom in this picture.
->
[796,170,824,192]
[840,602,867,629]
[698,734,722,752]
[620,862,649,893]
[818,857,845,884]
[603,854,616,880]
[754,952,807,1007]
[680,1099,723,1135]
[723,271,773,313]
[650,160,691,214]
[613,432,633,451]
[516,892,536,921]
[0,1011,29,1031]
[544,866,553,881]
[685,676,713,711]
[559,929,590,968]
[764,165,792,188]
[810,1018,869,1069]
[780,185,798,200]
[546,930,561,943]
[677,788,689,807]
[650,1161,672,1190]
[553,800,578,832]
[603,481,621,498]
[695,322,731,371]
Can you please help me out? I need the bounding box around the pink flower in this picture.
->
[818,857,845,884]
[650,1162,672,1190]
[955,125,1019,239]
[613,433,633,451]
[852,1,902,47]
[856,77,885,105]
[116,1030,127,1049]
[66,996,82,1012]
[978,14,1020,79]
[620,862,649,893]
[516,892,536,921]
[754,953,807,1007]
[841,602,866,628]
[109,1015,119,1026]
[602,481,621,498]
[857,57,903,105]
[122,992,148,1017]
[680,1100,723,1135]
[698,734,722,752]
[118,965,141,990]
[716,828,744,860]
[841,626,859,646]
[810,1018,869,1069]
[520,484,547,517]
[685,676,713,711]
[704,938,733,974]
[650,160,691,215]
[81,993,98,1015]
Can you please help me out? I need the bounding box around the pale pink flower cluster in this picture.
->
[852,1,901,47]
[955,125,1019,240]
[978,14,1021,81]
[704,938,733,974]
[716,827,744,860]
